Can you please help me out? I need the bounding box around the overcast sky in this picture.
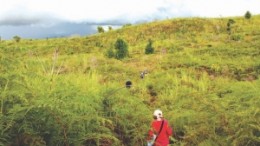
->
[0,0,260,39]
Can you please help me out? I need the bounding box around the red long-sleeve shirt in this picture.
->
[148,119,172,146]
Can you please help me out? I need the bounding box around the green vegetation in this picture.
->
[13,35,21,43]
[245,11,252,19]
[108,26,113,31]
[0,15,260,146]
[114,38,129,60]
[227,19,235,35]
[97,26,105,33]
[145,39,154,54]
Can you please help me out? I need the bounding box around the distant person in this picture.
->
[140,70,148,79]
[147,109,173,146]
[140,72,145,79]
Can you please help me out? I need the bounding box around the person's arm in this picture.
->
[147,122,155,140]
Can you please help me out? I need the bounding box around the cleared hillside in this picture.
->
[0,15,260,146]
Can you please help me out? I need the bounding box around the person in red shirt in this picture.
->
[147,109,173,146]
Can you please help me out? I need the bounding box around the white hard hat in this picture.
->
[153,109,163,119]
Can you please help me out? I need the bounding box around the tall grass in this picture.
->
[1,15,260,145]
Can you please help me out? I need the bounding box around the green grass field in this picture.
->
[0,15,260,146]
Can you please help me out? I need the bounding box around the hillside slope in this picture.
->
[0,15,260,146]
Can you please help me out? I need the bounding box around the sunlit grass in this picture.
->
[0,15,260,145]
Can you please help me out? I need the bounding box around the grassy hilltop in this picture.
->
[0,15,260,146]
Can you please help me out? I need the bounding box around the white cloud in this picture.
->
[0,0,259,25]
[180,0,260,17]
[1,0,259,39]
[0,0,165,22]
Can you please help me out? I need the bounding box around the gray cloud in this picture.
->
[0,0,186,36]
[0,9,186,40]
[1,0,258,40]
[0,16,42,26]
[0,21,121,40]
[0,12,62,27]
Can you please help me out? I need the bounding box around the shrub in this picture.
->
[114,38,128,60]
[108,26,113,31]
[227,19,235,35]
[244,11,252,19]
[231,34,243,41]
[105,48,115,58]
[97,26,105,33]
[13,35,21,43]
[145,39,154,54]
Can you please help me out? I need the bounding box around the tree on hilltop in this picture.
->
[108,26,113,31]
[13,35,21,43]
[244,11,252,19]
[97,26,105,33]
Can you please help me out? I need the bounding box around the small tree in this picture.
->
[145,39,154,54]
[13,35,21,43]
[97,26,105,33]
[227,19,235,35]
[114,38,128,60]
[105,48,115,58]
[108,26,113,31]
[244,11,252,19]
